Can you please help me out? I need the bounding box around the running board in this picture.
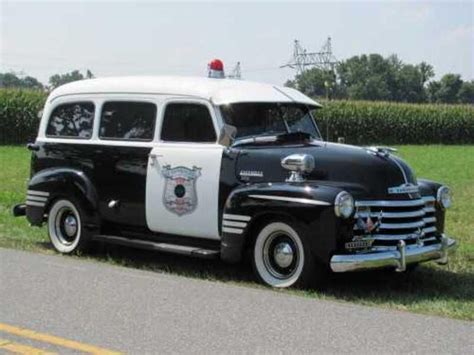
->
[93,234,220,259]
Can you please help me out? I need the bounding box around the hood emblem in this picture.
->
[239,170,264,178]
[388,183,419,195]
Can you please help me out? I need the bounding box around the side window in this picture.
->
[46,102,95,139]
[99,101,157,141]
[161,103,216,143]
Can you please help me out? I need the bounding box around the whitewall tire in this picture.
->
[253,221,314,288]
[48,199,89,254]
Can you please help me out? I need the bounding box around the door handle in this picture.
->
[149,153,163,166]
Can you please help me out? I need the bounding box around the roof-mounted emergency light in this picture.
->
[208,59,225,79]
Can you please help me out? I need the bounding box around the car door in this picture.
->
[146,99,223,239]
[94,99,158,227]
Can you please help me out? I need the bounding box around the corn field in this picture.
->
[0,89,473,145]
[317,100,474,144]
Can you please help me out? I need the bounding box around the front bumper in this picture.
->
[330,234,457,272]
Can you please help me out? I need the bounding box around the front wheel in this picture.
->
[48,198,91,254]
[252,221,324,289]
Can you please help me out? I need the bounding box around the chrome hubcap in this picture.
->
[273,242,294,268]
[54,206,80,246]
[263,232,298,279]
[64,215,78,237]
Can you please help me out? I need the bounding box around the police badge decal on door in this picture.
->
[161,165,201,216]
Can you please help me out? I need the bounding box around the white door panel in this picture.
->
[146,144,223,239]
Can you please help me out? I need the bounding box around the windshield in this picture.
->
[219,103,322,140]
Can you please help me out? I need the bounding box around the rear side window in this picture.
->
[99,102,157,141]
[46,102,95,139]
[161,103,216,143]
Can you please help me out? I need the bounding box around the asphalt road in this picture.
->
[0,248,473,354]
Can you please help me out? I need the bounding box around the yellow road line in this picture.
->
[0,338,56,354]
[0,323,121,355]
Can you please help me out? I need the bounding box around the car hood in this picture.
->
[234,141,418,200]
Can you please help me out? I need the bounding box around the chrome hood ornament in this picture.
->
[366,146,397,157]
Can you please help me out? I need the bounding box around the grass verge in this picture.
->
[0,145,473,320]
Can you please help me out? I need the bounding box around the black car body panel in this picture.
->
[29,142,151,227]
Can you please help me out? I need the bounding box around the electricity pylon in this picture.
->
[281,37,338,75]
[227,62,242,79]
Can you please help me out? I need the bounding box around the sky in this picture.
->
[1,0,473,85]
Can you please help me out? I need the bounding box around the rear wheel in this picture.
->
[252,220,324,289]
[48,199,91,254]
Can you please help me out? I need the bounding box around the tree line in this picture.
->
[0,69,94,91]
[1,55,473,104]
[285,54,473,104]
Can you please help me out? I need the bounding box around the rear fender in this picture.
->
[26,168,98,226]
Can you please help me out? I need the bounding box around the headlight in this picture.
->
[334,191,354,218]
[437,186,452,209]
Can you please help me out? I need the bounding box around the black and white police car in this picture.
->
[14,60,457,288]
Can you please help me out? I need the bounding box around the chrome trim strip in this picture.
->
[223,220,247,228]
[423,207,435,213]
[330,236,457,272]
[355,209,425,218]
[222,227,244,235]
[388,156,408,183]
[27,190,50,197]
[249,195,331,206]
[423,217,436,224]
[355,199,425,207]
[26,195,48,202]
[422,196,436,202]
[26,201,45,207]
[222,214,251,222]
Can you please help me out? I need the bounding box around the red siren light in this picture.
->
[208,59,225,78]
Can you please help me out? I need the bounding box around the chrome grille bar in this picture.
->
[355,210,425,218]
[355,199,425,207]
[355,226,438,241]
[352,197,438,244]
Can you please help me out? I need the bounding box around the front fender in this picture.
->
[221,182,346,264]
[26,168,98,226]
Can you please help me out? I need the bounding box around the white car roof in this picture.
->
[48,76,322,107]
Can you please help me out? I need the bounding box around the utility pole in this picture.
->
[227,62,242,79]
[281,37,338,76]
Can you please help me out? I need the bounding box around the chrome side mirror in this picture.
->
[281,154,315,182]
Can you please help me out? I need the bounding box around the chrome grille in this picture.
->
[353,196,437,246]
